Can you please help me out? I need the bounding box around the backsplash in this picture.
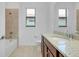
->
[53,31,79,40]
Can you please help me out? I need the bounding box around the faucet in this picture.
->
[68,34,73,39]
[66,29,73,39]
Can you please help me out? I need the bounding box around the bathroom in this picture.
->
[0,2,79,57]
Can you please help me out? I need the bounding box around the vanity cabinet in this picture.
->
[58,52,64,57]
[41,36,64,57]
[47,49,54,57]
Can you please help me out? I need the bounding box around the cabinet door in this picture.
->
[44,39,57,57]
[41,36,44,56]
[44,43,48,57]
[47,49,54,57]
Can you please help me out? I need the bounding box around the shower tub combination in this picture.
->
[0,39,17,57]
[5,39,17,56]
[2,9,19,57]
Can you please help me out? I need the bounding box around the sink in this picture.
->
[50,34,68,40]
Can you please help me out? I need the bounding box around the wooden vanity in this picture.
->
[41,36,64,57]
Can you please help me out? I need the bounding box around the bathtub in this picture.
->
[5,39,17,57]
[0,39,5,57]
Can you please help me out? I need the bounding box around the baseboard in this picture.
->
[19,42,41,47]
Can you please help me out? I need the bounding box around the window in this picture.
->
[58,9,67,27]
[26,9,36,27]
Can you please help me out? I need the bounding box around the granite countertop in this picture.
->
[42,33,79,57]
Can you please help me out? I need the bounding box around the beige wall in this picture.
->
[5,9,18,39]
[76,10,79,32]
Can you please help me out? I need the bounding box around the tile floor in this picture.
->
[9,45,42,57]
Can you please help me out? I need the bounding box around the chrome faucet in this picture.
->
[68,34,73,39]
[66,29,73,39]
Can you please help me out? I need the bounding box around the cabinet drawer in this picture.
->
[58,52,64,57]
[44,38,57,57]
[44,43,48,57]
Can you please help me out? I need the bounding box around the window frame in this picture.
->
[26,8,36,27]
[58,8,67,27]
